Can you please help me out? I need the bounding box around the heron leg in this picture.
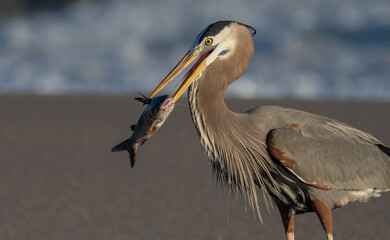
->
[312,199,333,240]
[275,200,295,240]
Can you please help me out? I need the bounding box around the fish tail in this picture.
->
[112,139,138,168]
[111,139,131,152]
[129,147,137,168]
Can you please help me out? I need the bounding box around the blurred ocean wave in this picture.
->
[0,0,389,100]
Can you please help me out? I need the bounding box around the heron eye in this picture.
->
[204,38,213,45]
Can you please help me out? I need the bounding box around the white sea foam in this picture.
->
[0,0,389,100]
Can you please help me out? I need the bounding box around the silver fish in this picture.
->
[112,95,175,167]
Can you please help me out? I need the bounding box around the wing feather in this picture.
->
[266,122,390,190]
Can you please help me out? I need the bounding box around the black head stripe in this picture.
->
[199,21,256,40]
[201,21,235,38]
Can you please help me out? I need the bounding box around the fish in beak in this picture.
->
[111,95,175,167]
[148,47,212,102]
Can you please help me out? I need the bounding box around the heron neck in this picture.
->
[187,67,242,161]
[187,59,279,218]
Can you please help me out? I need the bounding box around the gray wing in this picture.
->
[266,119,390,190]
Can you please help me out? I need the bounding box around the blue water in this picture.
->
[0,0,389,100]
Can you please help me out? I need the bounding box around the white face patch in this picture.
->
[203,25,237,66]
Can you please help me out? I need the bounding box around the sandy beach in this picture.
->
[0,94,389,240]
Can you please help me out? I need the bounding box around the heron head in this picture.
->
[148,21,256,102]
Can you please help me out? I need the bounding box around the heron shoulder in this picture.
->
[244,105,383,145]
[245,105,331,128]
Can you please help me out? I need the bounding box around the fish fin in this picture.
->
[134,97,146,103]
[111,139,130,152]
[135,93,151,105]
[138,92,148,99]
[131,124,135,131]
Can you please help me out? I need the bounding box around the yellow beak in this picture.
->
[148,48,210,102]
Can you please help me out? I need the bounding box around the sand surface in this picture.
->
[1,95,389,240]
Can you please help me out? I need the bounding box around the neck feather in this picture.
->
[187,64,278,221]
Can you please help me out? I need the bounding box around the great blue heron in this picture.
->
[147,21,390,240]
